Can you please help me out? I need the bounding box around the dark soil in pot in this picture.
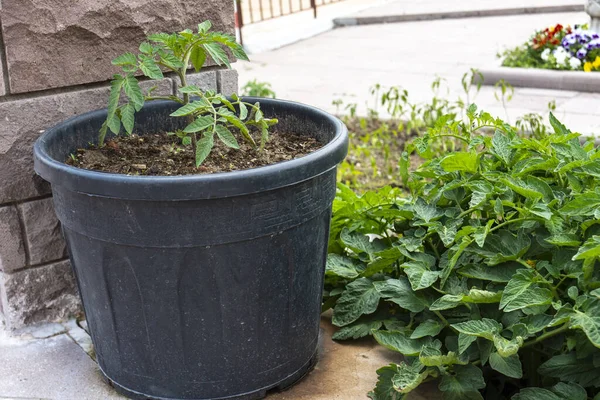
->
[69,129,322,175]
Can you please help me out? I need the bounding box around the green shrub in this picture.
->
[324,106,600,399]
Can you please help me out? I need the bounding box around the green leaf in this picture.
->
[539,353,600,387]
[179,85,204,94]
[438,364,485,400]
[491,130,513,165]
[430,294,463,311]
[332,278,380,326]
[489,353,523,378]
[326,254,362,279]
[139,58,164,80]
[468,230,531,266]
[198,20,212,33]
[170,101,208,117]
[123,75,144,111]
[404,262,440,290]
[551,382,587,400]
[410,320,444,339]
[340,228,381,258]
[500,269,553,312]
[462,289,502,304]
[107,75,124,120]
[549,112,570,135]
[451,318,501,341]
[458,262,520,283]
[545,233,581,247]
[419,345,465,367]
[493,335,523,357]
[215,125,239,149]
[440,151,479,173]
[369,364,403,400]
[570,309,600,348]
[391,362,431,394]
[513,388,561,400]
[195,133,214,166]
[458,333,477,354]
[372,330,430,356]
[139,42,154,54]
[239,102,248,120]
[332,319,383,341]
[184,115,214,134]
[473,220,494,247]
[120,103,135,134]
[502,176,543,200]
[158,51,184,70]
[203,42,231,68]
[374,278,429,313]
[189,45,207,72]
[413,198,441,223]
[112,52,137,66]
[561,192,600,216]
[107,113,121,134]
[573,236,600,262]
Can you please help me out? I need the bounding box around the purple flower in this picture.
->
[593,33,600,39]
[577,48,588,59]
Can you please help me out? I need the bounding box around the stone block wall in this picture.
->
[0,1,238,330]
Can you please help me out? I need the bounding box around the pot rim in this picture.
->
[34,97,348,201]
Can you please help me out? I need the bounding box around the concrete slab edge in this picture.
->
[476,66,600,93]
[333,4,584,26]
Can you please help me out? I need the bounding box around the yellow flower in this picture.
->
[593,56,600,68]
[584,62,593,72]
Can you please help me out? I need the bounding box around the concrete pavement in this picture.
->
[0,318,438,400]
[237,11,600,135]
[335,0,584,25]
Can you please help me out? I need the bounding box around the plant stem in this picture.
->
[438,134,470,144]
[521,325,570,349]
[433,310,448,326]
[145,96,185,104]
[489,217,533,233]
[178,50,197,151]
[427,238,440,259]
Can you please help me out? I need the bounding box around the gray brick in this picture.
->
[218,69,239,96]
[0,260,81,330]
[0,205,26,272]
[184,70,218,92]
[19,198,65,265]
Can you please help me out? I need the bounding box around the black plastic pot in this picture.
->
[33,98,348,400]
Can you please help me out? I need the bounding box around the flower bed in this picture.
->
[501,24,600,72]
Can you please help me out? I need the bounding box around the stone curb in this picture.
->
[333,4,584,26]
[476,66,600,93]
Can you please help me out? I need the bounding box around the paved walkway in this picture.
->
[240,0,395,53]
[336,0,583,25]
[0,318,437,400]
[237,11,600,135]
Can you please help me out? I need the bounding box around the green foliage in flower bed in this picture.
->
[323,106,600,399]
[500,23,600,72]
[334,71,554,192]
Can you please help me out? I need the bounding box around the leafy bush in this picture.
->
[242,79,277,98]
[324,106,600,399]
